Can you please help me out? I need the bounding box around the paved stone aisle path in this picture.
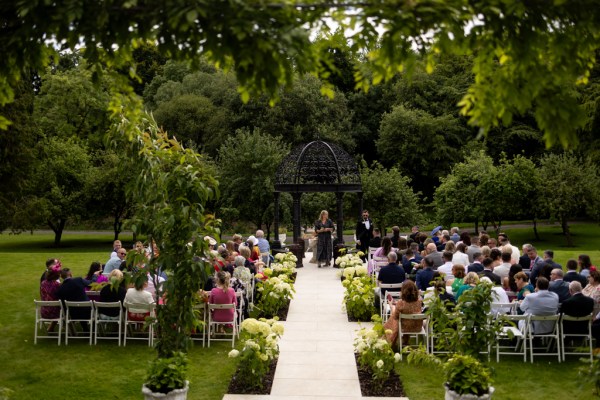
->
[223,255,409,400]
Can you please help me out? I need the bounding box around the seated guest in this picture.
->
[232,234,243,252]
[549,268,571,304]
[424,243,443,269]
[494,252,512,281]
[246,236,261,262]
[579,254,595,278]
[518,277,559,334]
[467,252,484,274]
[99,270,127,320]
[490,248,502,269]
[369,237,394,274]
[377,252,406,298]
[480,257,501,285]
[40,265,62,320]
[124,278,155,321]
[437,251,454,282]
[480,276,510,314]
[415,257,435,291]
[563,259,587,287]
[57,268,92,321]
[209,271,237,324]
[514,271,534,300]
[383,280,423,347]
[402,248,422,275]
[85,261,108,284]
[505,264,523,301]
[238,245,257,275]
[452,243,469,267]
[110,240,122,259]
[423,273,456,310]
[561,281,594,334]
[448,264,466,294]
[583,269,600,317]
[369,228,382,248]
[40,258,60,282]
[232,255,253,290]
[456,272,480,299]
[103,248,127,274]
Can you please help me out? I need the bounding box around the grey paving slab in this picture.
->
[222,254,409,400]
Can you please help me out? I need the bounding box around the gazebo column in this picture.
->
[272,192,281,249]
[358,191,364,219]
[292,192,302,243]
[336,192,344,244]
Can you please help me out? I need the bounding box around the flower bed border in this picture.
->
[354,353,405,397]
[227,358,278,395]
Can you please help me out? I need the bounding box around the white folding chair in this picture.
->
[382,291,401,323]
[64,300,94,345]
[207,303,237,348]
[527,314,561,363]
[491,302,517,317]
[371,257,388,284]
[378,283,403,321]
[560,313,594,362]
[368,247,378,262]
[34,300,64,345]
[496,314,528,362]
[123,302,156,347]
[235,290,245,333]
[93,301,123,346]
[191,303,207,347]
[398,313,429,359]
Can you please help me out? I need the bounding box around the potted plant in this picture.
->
[115,114,220,399]
[443,354,494,400]
[142,353,189,400]
[407,282,500,399]
[278,226,287,244]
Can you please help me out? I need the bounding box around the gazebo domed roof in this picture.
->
[274,140,362,193]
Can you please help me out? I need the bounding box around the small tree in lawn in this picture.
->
[112,112,220,393]
[538,153,600,246]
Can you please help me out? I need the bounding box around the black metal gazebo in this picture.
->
[273,140,363,246]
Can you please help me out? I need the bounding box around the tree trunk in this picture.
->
[48,218,66,247]
[482,220,488,231]
[474,220,479,235]
[265,221,272,241]
[561,216,573,247]
[533,219,540,240]
[113,213,122,241]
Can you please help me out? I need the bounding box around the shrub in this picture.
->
[253,275,295,318]
[144,352,188,394]
[271,252,297,278]
[354,316,401,390]
[343,276,377,321]
[228,318,284,389]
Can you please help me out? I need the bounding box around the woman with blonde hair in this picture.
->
[314,209,335,268]
[209,271,237,326]
[455,271,480,299]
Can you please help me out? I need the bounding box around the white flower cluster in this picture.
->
[353,325,400,378]
[232,318,285,361]
[274,252,298,263]
[335,253,364,268]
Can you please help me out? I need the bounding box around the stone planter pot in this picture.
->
[142,381,189,400]
[444,383,494,400]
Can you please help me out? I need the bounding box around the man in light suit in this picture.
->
[519,277,559,334]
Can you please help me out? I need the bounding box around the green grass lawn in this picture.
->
[0,228,598,399]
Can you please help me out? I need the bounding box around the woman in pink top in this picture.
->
[209,271,237,322]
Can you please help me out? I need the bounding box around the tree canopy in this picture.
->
[1,1,599,147]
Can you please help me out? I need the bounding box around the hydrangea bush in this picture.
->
[336,253,368,280]
[342,276,377,321]
[271,252,297,278]
[354,316,401,388]
[253,274,295,318]
[229,318,284,389]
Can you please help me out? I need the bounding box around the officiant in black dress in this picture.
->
[314,210,335,268]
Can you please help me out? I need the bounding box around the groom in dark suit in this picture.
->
[355,209,373,259]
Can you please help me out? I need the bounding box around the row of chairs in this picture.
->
[35,290,247,348]
[396,311,595,363]
[34,300,156,346]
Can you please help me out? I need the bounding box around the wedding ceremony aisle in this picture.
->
[223,254,408,400]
